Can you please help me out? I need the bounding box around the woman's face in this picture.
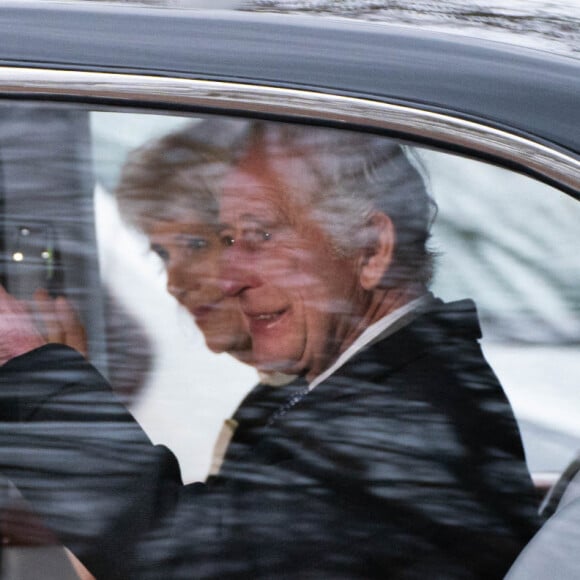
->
[148,212,252,362]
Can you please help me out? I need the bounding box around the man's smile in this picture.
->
[244,307,289,332]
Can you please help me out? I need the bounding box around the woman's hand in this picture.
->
[0,285,88,366]
[34,288,88,357]
[0,285,46,366]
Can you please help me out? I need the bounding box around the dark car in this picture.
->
[0,2,578,579]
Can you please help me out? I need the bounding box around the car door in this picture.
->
[0,6,579,579]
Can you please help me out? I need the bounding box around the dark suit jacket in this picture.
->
[0,299,538,579]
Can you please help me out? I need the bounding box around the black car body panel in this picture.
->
[0,3,579,156]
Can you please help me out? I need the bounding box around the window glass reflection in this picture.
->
[0,104,578,578]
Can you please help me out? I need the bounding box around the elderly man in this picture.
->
[0,119,538,579]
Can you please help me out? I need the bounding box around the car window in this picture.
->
[1,103,578,479]
[0,100,579,578]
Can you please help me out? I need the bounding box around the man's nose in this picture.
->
[218,245,258,297]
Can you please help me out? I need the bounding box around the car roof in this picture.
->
[1,2,579,156]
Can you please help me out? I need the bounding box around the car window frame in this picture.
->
[0,67,578,198]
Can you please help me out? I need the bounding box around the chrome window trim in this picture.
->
[0,67,578,192]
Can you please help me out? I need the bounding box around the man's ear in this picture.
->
[359,212,395,291]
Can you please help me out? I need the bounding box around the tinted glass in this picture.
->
[0,103,578,579]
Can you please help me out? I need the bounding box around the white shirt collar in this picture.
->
[307,293,434,392]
